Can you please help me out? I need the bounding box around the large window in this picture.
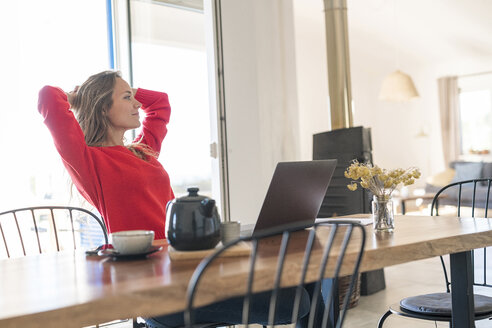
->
[0,0,216,217]
[459,76,492,156]
[0,0,110,212]
[459,90,492,154]
[129,0,213,196]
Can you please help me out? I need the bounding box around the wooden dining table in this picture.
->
[1,214,492,328]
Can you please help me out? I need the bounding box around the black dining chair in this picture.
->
[0,206,139,328]
[0,205,108,258]
[378,178,492,327]
[143,221,366,328]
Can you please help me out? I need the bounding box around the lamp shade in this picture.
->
[379,70,419,101]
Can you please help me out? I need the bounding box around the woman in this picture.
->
[38,70,174,239]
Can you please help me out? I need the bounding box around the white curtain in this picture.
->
[438,76,461,166]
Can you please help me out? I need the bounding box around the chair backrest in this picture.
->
[431,178,492,292]
[0,206,108,259]
[184,221,366,328]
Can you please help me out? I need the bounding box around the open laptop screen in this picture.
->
[252,159,337,235]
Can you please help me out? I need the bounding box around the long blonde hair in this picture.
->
[71,70,155,160]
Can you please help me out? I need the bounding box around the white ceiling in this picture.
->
[347,0,492,67]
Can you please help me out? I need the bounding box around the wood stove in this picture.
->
[313,126,385,295]
[313,126,372,217]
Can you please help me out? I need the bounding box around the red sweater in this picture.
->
[38,86,174,240]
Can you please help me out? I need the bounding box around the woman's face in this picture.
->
[106,78,142,132]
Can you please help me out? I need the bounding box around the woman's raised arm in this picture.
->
[133,88,171,154]
[37,86,99,204]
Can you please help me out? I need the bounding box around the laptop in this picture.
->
[252,159,337,235]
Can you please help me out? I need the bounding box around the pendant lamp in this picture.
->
[379,70,419,102]
[379,0,419,102]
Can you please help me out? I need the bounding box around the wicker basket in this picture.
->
[338,273,361,309]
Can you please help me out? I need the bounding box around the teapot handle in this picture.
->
[165,200,173,216]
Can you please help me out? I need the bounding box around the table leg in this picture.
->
[450,251,474,327]
[401,200,406,215]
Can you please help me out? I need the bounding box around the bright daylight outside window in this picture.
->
[130,0,212,197]
[459,90,492,155]
[0,0,109,211]
[0,0,109,256]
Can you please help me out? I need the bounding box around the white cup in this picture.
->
[110,230,154,255]
[221,221,241,244]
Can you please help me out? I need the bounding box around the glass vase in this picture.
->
[372,195,394,232]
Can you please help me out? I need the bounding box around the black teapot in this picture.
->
[165,187,221,251]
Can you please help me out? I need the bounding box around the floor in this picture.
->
[345,257,460,327]
[346,257,492,328]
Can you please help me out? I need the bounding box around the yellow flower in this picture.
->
[372,166,383,176]
[384,179,394,188]
[347,183,358,191]
[404,178,415,186]
[345,161,421,195]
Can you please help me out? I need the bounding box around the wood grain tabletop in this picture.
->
[1,215,492,327]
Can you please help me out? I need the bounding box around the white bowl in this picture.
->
[110,230,155,255]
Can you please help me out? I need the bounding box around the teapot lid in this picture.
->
[176,187,208,202]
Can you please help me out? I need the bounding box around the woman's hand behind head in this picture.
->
[65,86,80,107]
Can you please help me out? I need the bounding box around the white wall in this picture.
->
[291,0,441,188]
[292,0,330,161]
[292,0,492,190]
[350,51,442,185]
[220,0,300,224]
[347,0,492,187]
